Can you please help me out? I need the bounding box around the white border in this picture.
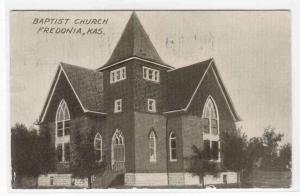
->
[1,0,300,195]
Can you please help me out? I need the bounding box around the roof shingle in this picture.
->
[99,12,169,69]
[61,62,104,113]
[166,59,213,111]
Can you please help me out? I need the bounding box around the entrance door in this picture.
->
[111,129,125,172]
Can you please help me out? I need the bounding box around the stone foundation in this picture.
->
[125,172,238,187]
[38,171,238,187]
[168,173,185,186]
[204,171,238,185]
[184,173,201,185]
[125,173,168,186]
[38,174,88,188]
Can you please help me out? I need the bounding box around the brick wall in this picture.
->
[102,61,135,114]
[181,115,204,170]
[166,115,184,172]
[133,112,167,173]
[132,60,168,113]
[101,59,170,173]
[44,116,90,173]
[104,112,135,172]
[42,112,107,173]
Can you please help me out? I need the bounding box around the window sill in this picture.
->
[203,133,219,140]
[147,110,157,113]
[203,132,219,135]
[56,135,70,138]
[208,159,221,163]
[114,111,122,114]
[169,159,177,162]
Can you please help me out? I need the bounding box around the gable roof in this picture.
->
[98,12,173,70]
[60,63,105,112]
[165,58,241,122]
[39,62,106,123]
[166,58,213,112]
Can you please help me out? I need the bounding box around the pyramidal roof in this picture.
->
[99,12,171,69]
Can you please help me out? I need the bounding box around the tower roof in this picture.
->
[99,12,170,69]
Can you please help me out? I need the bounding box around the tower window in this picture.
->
[143,66,160,82]
[110,67,126,83]
[147,99,157,112]
[114,99,122,113]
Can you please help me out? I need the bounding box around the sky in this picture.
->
[10,11,291,143]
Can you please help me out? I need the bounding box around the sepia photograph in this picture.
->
[10,10,291,189]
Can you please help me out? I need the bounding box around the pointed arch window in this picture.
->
[94,133,103,162]
[169,132,177,161]
[149,129,157,162]
[55,99,71,162]
[202,96,220,161]
[112,129,125,162]
[56,99,71,137]
[203,97,219,135]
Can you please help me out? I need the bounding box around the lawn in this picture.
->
[242,170,291,188]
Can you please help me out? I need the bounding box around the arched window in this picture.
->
[55,99,71,162]
[169,132,177,161]
[56,99,71,137]
[202,96,219,135]
[112,129,125,162]
[202,96,220,161]
[149,129,157,162]
[94,133,103,162]
[112,130,125,146]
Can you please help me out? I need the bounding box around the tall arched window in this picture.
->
[202,96,219,135]
[55,99,71,162]
[169,132,177,161]
[149,129,157,162]
[111,129,125,171]
[112,129,125,162]
[202,96,220,161]
[94,133,103,162]
[56,99,71,137]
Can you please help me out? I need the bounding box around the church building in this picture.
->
[37,12,241,187]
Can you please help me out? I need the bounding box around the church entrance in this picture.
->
[111,129,125,172]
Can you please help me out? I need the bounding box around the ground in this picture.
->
[242,170,291,188]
